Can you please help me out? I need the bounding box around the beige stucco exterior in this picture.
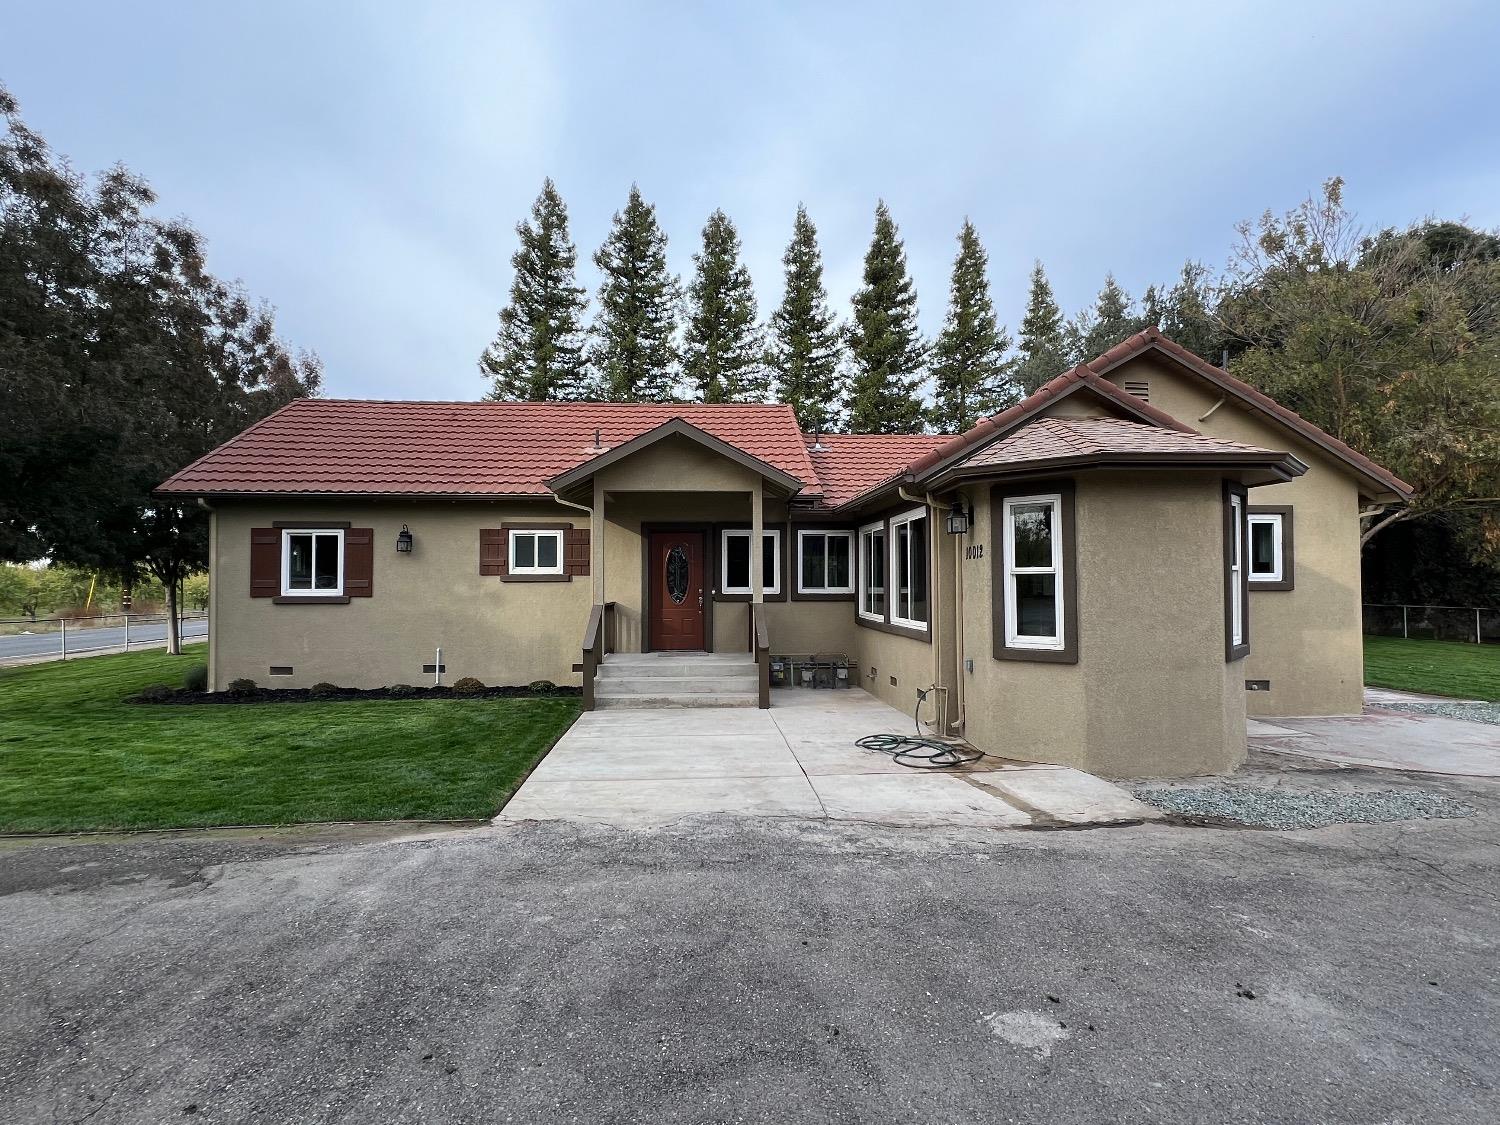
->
[1100,354,1368,716]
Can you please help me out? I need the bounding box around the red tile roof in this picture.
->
[960,416,1286,467]
[157,400,824,498]
[803,433,954,508]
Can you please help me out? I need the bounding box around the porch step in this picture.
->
[593,652,759,708]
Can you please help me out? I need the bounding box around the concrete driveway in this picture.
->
[500,687,1159,828]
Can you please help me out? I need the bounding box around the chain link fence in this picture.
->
[0,611,208,665]
[1363,604,1499,645]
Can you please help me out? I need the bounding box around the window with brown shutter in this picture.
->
[481,524,586,581]
[565,528,590,576]
[250,528,280,597]
[344,528,374,597]
[480,529,507,576]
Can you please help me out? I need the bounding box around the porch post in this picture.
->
[750,485,764,604]
[591,477,605,604]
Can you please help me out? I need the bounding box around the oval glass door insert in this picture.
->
[665,544,690,605]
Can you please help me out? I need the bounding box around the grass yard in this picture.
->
[0,646,578,833]
[1364,635,1500,702]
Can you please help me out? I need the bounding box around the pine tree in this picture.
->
[683,210,767,402]
[1014,261,1072,394]
[479,179,591,401]
[766,205,844,432]
[845,201,927,433]
[1077,272,1143,360]
[590,185,681,402]
[929,220,1018,433]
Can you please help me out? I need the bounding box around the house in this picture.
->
[156,329,1411,777]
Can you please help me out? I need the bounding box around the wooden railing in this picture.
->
[581,601,616,711]
[751,603,770,709]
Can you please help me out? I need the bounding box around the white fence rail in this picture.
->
[0,611,208,665]
[1362,604,1498,645]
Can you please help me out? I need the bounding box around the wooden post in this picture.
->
[592,477,606,606]
[750,485,763,605]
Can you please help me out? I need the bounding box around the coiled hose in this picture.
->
[855,686,985,769]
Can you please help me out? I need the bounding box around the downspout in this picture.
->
[197,497,216,691]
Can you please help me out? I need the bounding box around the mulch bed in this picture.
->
[130,684,582,706]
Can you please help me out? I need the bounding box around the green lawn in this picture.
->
[0,646,578,833]
[1364,635,1500,702]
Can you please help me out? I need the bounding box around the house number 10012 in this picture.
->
[964,544,984,560]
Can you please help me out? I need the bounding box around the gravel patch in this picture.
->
[1376,699,1500,726]
[1133,786,1477,829]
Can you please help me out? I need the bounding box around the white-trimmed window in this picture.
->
[1248,512,1283,584]
[858,521,886,620]
[281,529,344,596]
[720,529,780,595]
[1001,494,1064,650]
[1228,490,1246,650]
[797,530,853,594]
[888,508,929,631]
[509,529,564,575]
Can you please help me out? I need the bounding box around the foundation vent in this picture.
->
[269,666,294,677]
[1124,380,1151,401]
[422,663,447,675]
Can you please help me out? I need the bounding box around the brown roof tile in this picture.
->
[959,416,1286,467]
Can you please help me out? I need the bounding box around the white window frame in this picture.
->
[719,529,781,595]
[888,507,930,632]
[1248,512,1284,584]
[1229,492,1245,647]
[1001,493,1065,651]
[280,528,344,597]
[796,530,855,595]
[508,528,565,576]
[858,520,886,621]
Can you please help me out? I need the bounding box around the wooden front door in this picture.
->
[648,530,706,650]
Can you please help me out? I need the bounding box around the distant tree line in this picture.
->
[481,178,1500,570]
[0,84,320,649]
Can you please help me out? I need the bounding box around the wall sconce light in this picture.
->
[944,502,971,536]
[396,524,414,553]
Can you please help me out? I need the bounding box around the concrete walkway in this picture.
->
[500,687,1160,828]
[1247,689,1500,776]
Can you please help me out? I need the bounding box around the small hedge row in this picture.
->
[130,671,576,705]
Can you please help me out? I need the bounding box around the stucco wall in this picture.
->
[211,499,592,691]
[956,474,1245,778]
[1101,355,1366,715]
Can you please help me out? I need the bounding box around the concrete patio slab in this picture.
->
[1247,718,1315,739]
[1250,708,1500,777]
[972,768,1165,824]
[810,772,1030,828]
[500,685,1150,829]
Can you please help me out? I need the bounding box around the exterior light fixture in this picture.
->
[945,503,970,536]
[396,524,414,553]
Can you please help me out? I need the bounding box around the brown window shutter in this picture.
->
[345,528,374,597]
[480,529,507,576]
[250,528,280,597]
[565,528,590,576]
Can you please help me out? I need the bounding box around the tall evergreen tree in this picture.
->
[844,201,927,433]
[683,210,767,402]
[590,185,680,402]
[1014,261,1072,393]
[479,178,591,401]
[766,205,844,432]
[1075,272,1143,360]
[929,220,1017,433]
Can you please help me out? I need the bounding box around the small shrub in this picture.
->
[388,683,417,698]
[136,683,175,703]
[183,664,208,692]
[528,679,556,694]
[309,681,340,698]
[451,676,487,694]
[227,678,257,694]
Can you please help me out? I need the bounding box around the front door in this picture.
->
[648,530,706,650]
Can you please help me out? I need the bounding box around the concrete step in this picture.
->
[597,663,757,680]
[595,691,759,709]
[596,675,759,694]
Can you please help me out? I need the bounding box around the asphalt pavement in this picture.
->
[2,763,1496,1124]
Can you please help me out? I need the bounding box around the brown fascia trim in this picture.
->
[1224,480,1251,662]
[271,595,351,605]
[1248,504,1295,592]
[271,520,353,529]
[1091,331,1414,499]
[852,503,933,646]
[991,480,1079,665]
[928,451,1306,490]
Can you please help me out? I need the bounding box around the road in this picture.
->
[1,764,1496,1123]
[0,617,207,663]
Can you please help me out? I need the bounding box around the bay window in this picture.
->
[858,521,886,620]
[1224,483,1249,660]
[797,530,853,594]
[1001,494,1064,650]
[888,508,929,631]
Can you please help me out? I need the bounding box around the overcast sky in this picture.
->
[5,1,1499,399]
